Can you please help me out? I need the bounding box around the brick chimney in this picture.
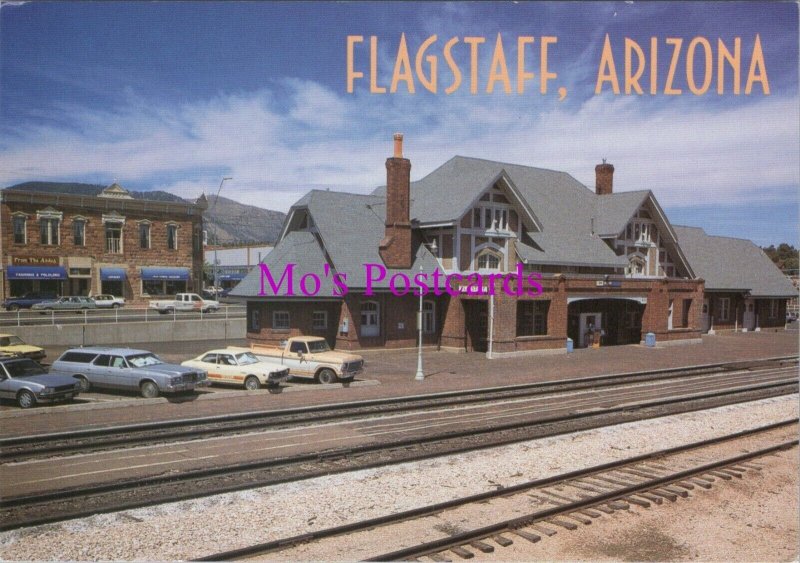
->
[379,133,413,269]
[595,160,614,195]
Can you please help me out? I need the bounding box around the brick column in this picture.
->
[440,295,466,351]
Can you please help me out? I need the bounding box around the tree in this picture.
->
[762,243,799,273]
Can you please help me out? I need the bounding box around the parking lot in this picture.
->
[0,329,795,416]
[0,305,245,327]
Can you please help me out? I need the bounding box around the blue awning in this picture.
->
[100,268,127,281]
[218,273,246,281]
[141,267,190,281]
[7,266,67,280]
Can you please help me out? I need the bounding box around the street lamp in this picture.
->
[211,177,233,292]
[415,238,438,381]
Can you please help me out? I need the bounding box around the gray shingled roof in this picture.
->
[230,231,338,298]
[674,226,796,298]
[231,190,441,297]
[593,190,651,237]
[375,156,627,268]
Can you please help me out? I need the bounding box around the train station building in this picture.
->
[232,135,795,355]
[0,183,207,304]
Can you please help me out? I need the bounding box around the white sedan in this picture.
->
[181,349,290,390]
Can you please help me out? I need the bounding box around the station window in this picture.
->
[516,301,549,336]
[273,310,290,330]
[312,310,328,330]
[476,250,501,270]
[769,299,779,319]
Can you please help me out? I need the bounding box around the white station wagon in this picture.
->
[182,349,290,390]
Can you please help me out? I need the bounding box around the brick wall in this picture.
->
[1,194,203,303]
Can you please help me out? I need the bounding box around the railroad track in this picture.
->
[191,420,798,561]
[1,355,796,462]
[0,363,796,531]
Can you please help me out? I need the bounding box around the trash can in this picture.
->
[645,332,656,347]
[566,338,574,353]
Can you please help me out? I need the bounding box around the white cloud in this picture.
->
[0,79,797,213]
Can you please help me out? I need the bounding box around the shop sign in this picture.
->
[11,256,60,266]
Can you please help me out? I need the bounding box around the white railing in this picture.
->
[0,305,247,327]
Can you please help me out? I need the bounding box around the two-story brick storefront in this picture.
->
[231,135,795,355]
[0,183,206,304]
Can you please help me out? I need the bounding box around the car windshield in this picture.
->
[0,336,25,346]
[235,352,259,365]
[5,359,46,378]
[126,353,164,367]
[307,340,331,353]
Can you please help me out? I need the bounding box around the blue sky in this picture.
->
[1,1,797,246]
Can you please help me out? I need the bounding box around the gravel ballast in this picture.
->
[0,395,796,561]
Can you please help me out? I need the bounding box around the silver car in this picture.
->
[32,296,97,312]
[51,347,209,398]
[0,357,81,408]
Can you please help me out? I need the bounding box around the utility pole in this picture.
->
[211,177,232,292]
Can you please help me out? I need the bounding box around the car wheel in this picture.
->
[8,304,19,312]
[74,375,90,392]
[140,381,160,399]
[316,368,338,385]
[112,303,121,309]
[17,390,36,409]
[244,375,261,391]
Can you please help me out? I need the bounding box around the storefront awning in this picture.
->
[100,268,127,281]
[7,266,67,280]
[141,267,190,281]
[218,273,246,281]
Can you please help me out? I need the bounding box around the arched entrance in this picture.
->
[567,297,646,348]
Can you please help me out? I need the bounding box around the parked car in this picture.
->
[0,333,46,361]
[248,336,364,384]
[2,292,57,311]
[92,294,126,309]
[0,356,81,408]
[149,293,220,314]
[182,349,290,390]
[32,296,97,313]
[50,347,209,398]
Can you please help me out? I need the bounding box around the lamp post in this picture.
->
[211,177,233,292]
[415,264,425,381]
[415,239,438,381]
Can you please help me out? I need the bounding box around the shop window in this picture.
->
[140,223,151,249]
[39,218,59,245]
[73,220,85,246]
[516,301,549,336]
[718,298,730,321]
[142,280,162,295]
[422,300,435,334]
[12,215,26,244]
[360,301,380,337]
[248,308,261,332]
[105,222,123,254]
[273,310,290,330]
[312,310,328,330]
[167,224,178,250]
[165,280,187,295]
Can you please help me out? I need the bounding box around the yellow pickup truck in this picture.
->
[246,336,364,384]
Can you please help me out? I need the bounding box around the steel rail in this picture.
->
[191,419,798,561]
[0,376,795,532]
[1,355,795,459]
[368,438,798,562]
